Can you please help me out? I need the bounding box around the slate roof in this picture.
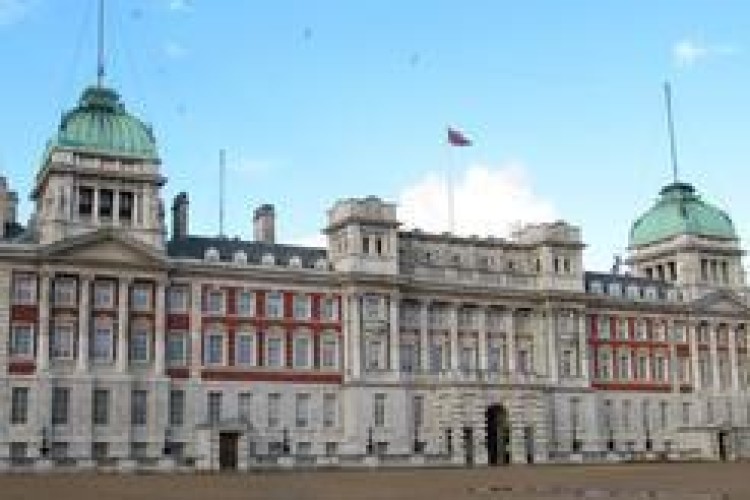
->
[584,271,676,300]
[166,236,328,269]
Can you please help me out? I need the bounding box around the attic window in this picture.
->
[314,258,328,270]
[289,256,302,268]
[204,247,220,262]
[233,250,248,264]
[261,253,276,265]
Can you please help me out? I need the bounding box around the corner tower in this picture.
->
[31,85,166,248]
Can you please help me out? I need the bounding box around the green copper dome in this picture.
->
[629,182,736,247]
[50,86,158,161]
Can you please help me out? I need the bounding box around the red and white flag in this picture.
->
[447,127,472,147]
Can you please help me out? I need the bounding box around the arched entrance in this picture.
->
[486,404,511,465]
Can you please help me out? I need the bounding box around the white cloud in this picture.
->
[288,233,326,248]
[672,38,739,68]
[398,162,557,238]
[164,41,188,59]
[0,0,33,26]
[168,0,192,12]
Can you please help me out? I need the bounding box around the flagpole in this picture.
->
[447,140,455,234]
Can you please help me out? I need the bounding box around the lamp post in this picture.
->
[413,426,421,455]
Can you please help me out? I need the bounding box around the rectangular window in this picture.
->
[682,402,691,426]
[430,342,444,372]
[293,336,310,368]
[266,337,283,368]
[598,351,611,380]
[167,287,188,312]
[79,186,93,216]
[321,297,338,321]
[10,324,33,358]
[206,290,224,314]
[208,392,222,425]
[51,323,74,359]
[51,442,68,460]
[99,189,113,219]
[321,335,338,369]
[238,392,252,422]
[265,291,283,318]
[659,401,669,429]
[368,339,382,370]
[11,387,29,424]
[53,278,76,307]
[295,393,310,428]
[237,290,255,316]
[118,191,133,221]
[131,390,148,426]
[374,393,386,428]
[93,281,114,309]
[204,331,224,365]
[598,315,610,339]
[169,390,185,427]
[166,332,188,366]
[325,442,338,456]
[92,442,108,460]
[297,442,312,455]
[236,332,255,366]
[268,393,281,428]
[130,328,150,362]
[323,393,337,428]
[459,345,475,372]
[622,400,631,430]
[561,350,573,378]
[92,389,110,426]
[293,294,310,319]
[92,324,113,361]
[131,442,148,460]
[12,273,36,304]
[51,387,70,426]
[619,353,630,379]
[131,285,151,311]
[618,318,628,339]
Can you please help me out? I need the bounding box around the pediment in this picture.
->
[39,228,167,269]
[690,290,750,315]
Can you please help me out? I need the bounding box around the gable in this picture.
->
[39,229,167,269]
[690,290,750,316]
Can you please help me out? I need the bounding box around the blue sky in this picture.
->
[1,0,749,271]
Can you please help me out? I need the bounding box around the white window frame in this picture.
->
[293,334,312,369]
[295,393,311,428]
[238,392,253,422]
[204,330,225,366]
[598,315,610,339]
[92,322,114,362]
[206,289,225,315]
[130,285,151,312]
[265,335,284,368]
[167,286,188,313]
[320,334,338,370]
[373,393,386,428]
[93,281,114,309]
[323,393,337,428]
[321,296,339,322]
[265,291,283,319]
[130,327,151,363]
[53,278,77,307]
[235,331,256,366]
[12,274,36,305]
[10,323,34,359]
[237,290,255,317]
[267,393,281,428]
[51,323,74,360]
[166,331,188,366]
[292,294,311,320]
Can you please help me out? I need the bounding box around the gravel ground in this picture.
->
[0,462,741,500]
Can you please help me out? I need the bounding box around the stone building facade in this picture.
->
[1,82,749,471]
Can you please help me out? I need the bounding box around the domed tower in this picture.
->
[626,181,744,300]
[31,84,166,248]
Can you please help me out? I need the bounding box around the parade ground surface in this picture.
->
[0,462,740,500]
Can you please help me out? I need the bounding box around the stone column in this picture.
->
[449,304,459,371]
[116,277,131,372]
[419,300,430,372]
[349,293,362,379]
[76,274,91,372]
[506,309,516,373]
[37,271,51,372]
[709,322,720,390]
[478,305,488,371]
[547,308,559,382]
[388,293,400,372]
[154,280,167,376]
[113,189,120,225]
[667,319,679,392]
[689,322,701,391]
[578,311,589,380]
[92,187,100,224]
[729,323,740,391]
[189,281,203,378]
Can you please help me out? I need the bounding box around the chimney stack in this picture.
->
[0,176,18,239]
[253,204,275,244]
[171,192,189,240]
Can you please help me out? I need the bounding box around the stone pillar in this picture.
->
[190,281,202,378]
[388,293,400,372]
[578,312,589,380]
[547,308,559,383]
[478,305,488,371]
[76,275,91,372]
[37,271,51,372]
[349,293,362,379]
[92,187,100,224]
[506,309,516,373]
[117,277,131,372]
[449,304,459,370]
[709,322,720,390]
[419,300,430,372]
[154,280,167,376]
[690,322,701,391]
[667,319,679,392]
[729,324,740,391]
[113,189,120,225]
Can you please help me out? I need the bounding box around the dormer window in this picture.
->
[205,247,220,262]
[261,253,275,265]
[233,250,248,264]
[589,281,603,294]
[289,256,302,268]
[314,258,328,270]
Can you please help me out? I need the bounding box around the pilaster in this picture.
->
[448,304,459,370]
[547,308,559,383]
[506,309,516,373]
[388,293,400,372]
[729,323,740,391]
[154,280,166,376]
[709,322,720,390]
[117,277,131,372]
[477,305,488,371]
[189,281,202,378]
[577,312,589,380]
[419,299,430,371]
[37,270,51,372]
[690,322,701,391]
[76,274,91,373]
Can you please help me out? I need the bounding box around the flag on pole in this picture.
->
[447,127,472,147]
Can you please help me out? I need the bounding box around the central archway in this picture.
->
[486,404,511,465]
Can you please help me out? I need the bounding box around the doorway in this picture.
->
[523,425,535,464]
[463,426,474,466]
[219,432,239,470]
[717,431,729,462]
[486,404,511,465]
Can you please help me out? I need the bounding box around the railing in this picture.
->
[363,368,549,385]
